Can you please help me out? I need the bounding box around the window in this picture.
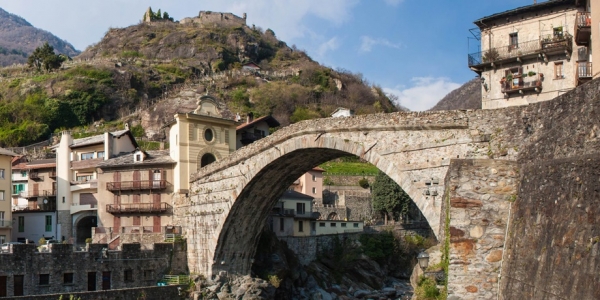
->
[0,212,4,224]
[319,222,325,227]
[45,215,52,232]
[509,32,518,49]
[553,26,563,39]
[312,174,316,181]
[63,273,74,284]
[279,218,284,231]
[204,128,214,142]
[555,62,564,79]
[0,191,4,201]
[18,216,24,232]
[0,235,5,244]
[39,274,49,285]
[312,187,316,194]
[0,169,4,179]
[124,270,133,282]
[298,220,304,232]
[296,203,305,215]
[353,223,359,228]
[81,152,94,160]
[21,171,26,177]
[97,151,105,158]
[133,216,141,226]
[330,223,336,227]
[143,270,154,280]
[341,223,347,227]
[12,184,24,195]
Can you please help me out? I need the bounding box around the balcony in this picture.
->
[107,180,170,192]
[501,77,543,95]
[576,62,592,86]
[468,33,573,71]
[0,220,11,228]
[106,202,172,214]
[29,172,43,180]
[12,200,57,212]
[240,132,265,145]
[20,190,56,198]
[575,12,591,46]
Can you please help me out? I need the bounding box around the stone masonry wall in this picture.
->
[444,159,518,300]
[0,243,178,297]
[278,234,361,265]
[10,286,182,300]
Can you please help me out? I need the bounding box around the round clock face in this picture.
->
[43,199,48,204]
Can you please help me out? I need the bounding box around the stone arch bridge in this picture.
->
[172,107,528,277]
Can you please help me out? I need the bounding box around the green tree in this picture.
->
[27,42,65,73]
[371,171,411,224]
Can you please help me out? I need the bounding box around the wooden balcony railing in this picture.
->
[468,33,572,69]
[106,180,170,192]
[106,202,172,214]
[501,78,542,95]
[576,62,592,86]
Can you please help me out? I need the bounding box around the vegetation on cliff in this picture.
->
[0,13,399,147]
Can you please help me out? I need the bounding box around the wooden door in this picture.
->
[153,216,161,233]
[14,275,23,296]
[153,193,161,210]
[133,170,140,189]
[101,271,111,290]
[113,172,121,189]
[113,216,121,233]
[0,276,6,297]
[87,272,96,291]
[33,184,39,197]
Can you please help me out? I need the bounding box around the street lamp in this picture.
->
[417,250,429,270]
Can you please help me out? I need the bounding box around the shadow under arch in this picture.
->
[209,141,437,276]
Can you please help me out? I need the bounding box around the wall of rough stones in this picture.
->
[443,159,518,300]
[0,243,180,297]
[499,79,600,299]
[10,286,183,300]
[278,233,361,265]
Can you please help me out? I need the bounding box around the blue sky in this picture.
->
[0,0,538,111]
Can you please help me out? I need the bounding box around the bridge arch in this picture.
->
[181,124,469,276]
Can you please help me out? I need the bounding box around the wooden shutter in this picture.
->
[153,216,161,233]
[113,172,121,189]
[133,216,141,226]
[153,193,161,210]
[133,171,140,188]
[113,216,121,232]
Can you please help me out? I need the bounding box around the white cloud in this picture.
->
[317,37,339,57]
[384,77,461,111]
[359,36,402,53]
[383,0,404,6]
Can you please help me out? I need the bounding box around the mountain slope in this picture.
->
[0,14,397,146]
[0,7,80,66]
[428,78,481,111]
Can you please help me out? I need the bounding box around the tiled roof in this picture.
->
[279,190,314,201]
[0,148,18,157]
[50,130,134,149]
[26,159,56,170]
[97,150,175,168]
[474,0,574,27]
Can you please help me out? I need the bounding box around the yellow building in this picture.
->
[167,96,237,194]
[271,190,318,237]
[0,148,18,243]
[469,0,593,109]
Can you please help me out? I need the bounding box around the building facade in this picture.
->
[469,0,593,109]
[0,148,17,244]
[95,150,176,249]
[290,167,324,202]
[168,96,237,194]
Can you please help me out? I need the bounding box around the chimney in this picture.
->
[159,142,165,150]
[246,112,254,124]
[125,123,130,131]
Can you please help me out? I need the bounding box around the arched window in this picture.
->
[200,153,216,167]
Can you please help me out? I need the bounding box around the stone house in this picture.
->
[469,0,594,109]
[95,150,176,249]
[11,159,58,243]
[330,107,355,118]
[0,148,17,244]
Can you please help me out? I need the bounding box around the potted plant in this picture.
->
[528,71,536,77]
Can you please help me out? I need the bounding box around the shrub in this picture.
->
[415,276,443,300]
[85,238,92,244]
[358,178,370,189]
[267,274,281,288]
[38,237,46,246]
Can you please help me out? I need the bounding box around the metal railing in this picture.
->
[468,33,572,67]
[576,12,591,28]
[577,62,592,79]
[19,190,56,198]
[0,220,11,228]
[106,202,172,214]
[501,79,542,94]
[162,275,190,285]
[94,225,181,235]
[106,180,170,191]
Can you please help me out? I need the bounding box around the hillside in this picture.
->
[0,12,399,147]
[429,78,481,111]
[0,8,79,66]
